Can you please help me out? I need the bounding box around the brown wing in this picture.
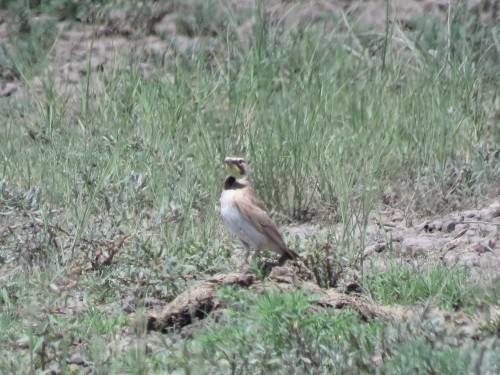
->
[234,188,299,259]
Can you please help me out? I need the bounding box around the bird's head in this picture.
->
[224,157,249,178]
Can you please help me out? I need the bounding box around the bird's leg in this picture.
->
[240,240,251,263]
[239,240,253,272]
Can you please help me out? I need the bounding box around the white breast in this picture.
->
[220,189,267,249]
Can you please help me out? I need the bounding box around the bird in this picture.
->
[220,156,300,264]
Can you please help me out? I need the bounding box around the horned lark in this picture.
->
[220,156,300,263]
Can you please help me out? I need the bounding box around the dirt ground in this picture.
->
[288,202,500,277]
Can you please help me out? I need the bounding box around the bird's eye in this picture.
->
[237,159,243,164]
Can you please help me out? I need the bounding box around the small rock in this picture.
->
[0,83,19,97]
[345,282,363,295]
[364,242,387,256]
[402,237,443,255]
[443,220,457,233]
[154,14,177,35]
[67,353,90,367]
[391,211,405,222]
[473,243,490,254]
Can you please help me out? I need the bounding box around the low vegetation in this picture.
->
[0,0,498,373]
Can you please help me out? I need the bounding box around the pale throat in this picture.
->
[225,165,248,179]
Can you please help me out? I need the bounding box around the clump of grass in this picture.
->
[365,263,482,310]
[154,288,494,374]
[162,289,379,373]
[0,6,60,79]
[174,0,231,37]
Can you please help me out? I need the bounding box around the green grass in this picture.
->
[151,289,497,374]
[0,1,499,373]
[365,263,486,310]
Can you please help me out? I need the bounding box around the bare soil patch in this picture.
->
[287,202,500,277]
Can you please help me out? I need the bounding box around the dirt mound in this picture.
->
[147,263,406,333]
